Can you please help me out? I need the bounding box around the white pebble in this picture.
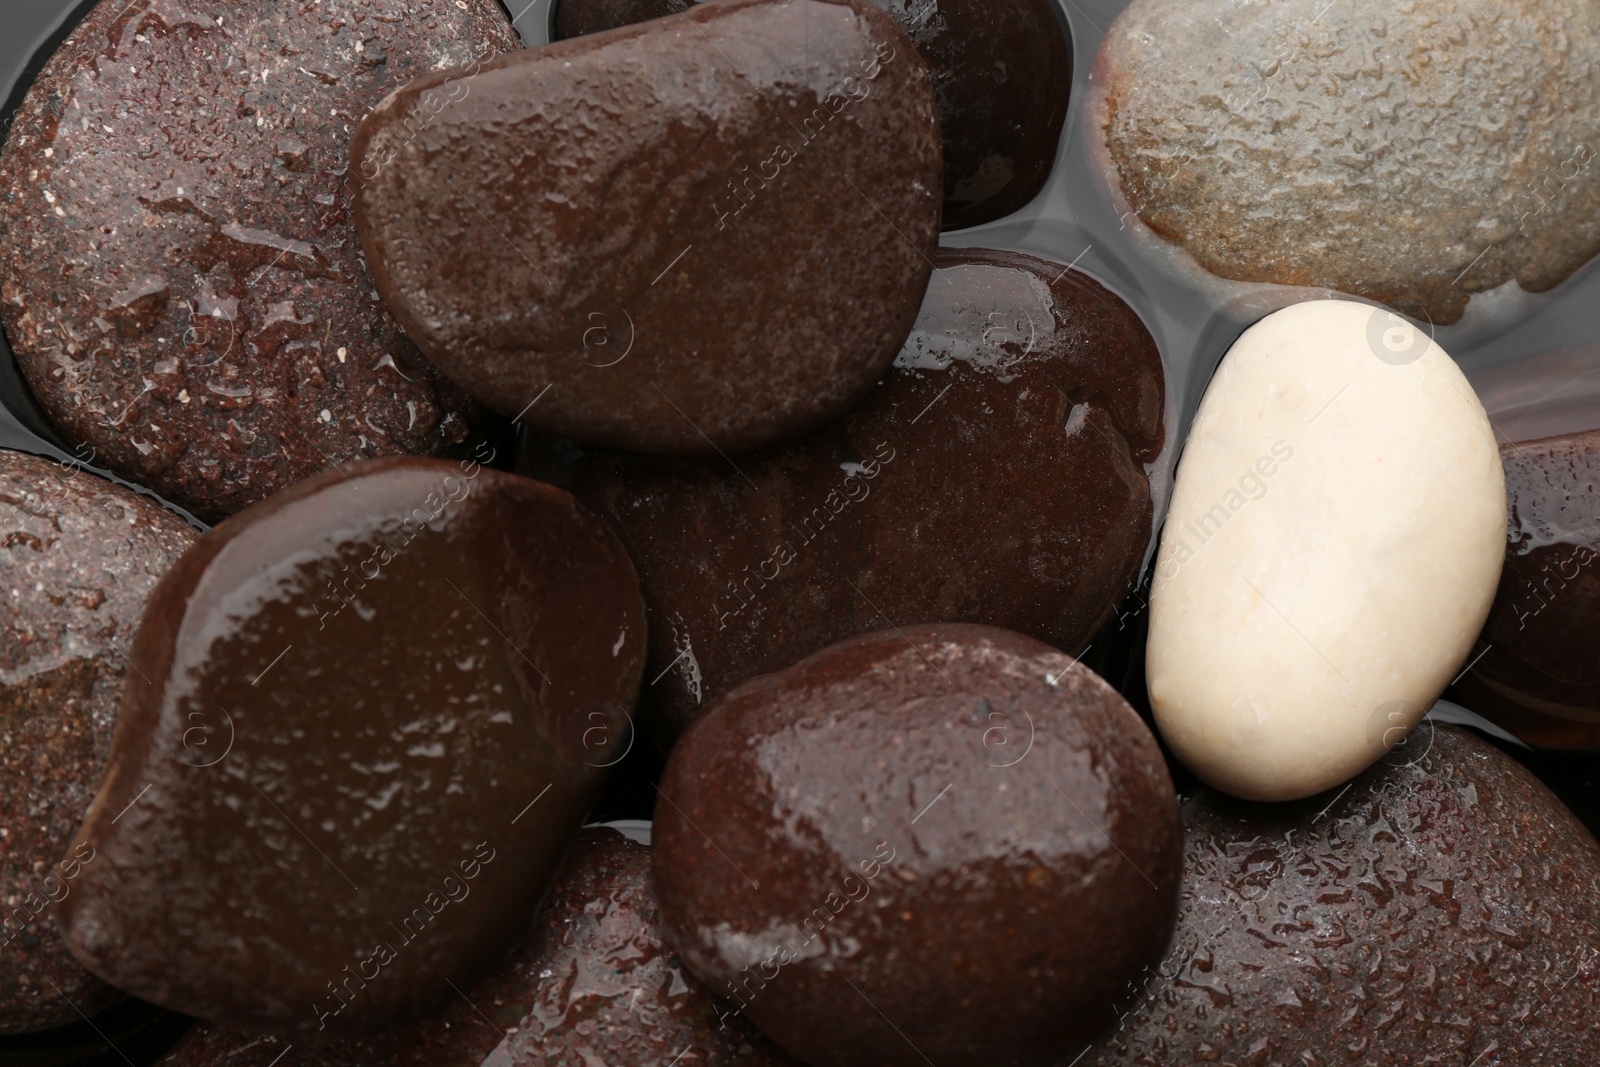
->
[1146,299,1505,801]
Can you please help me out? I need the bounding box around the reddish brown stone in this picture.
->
[153,828,797,1067]
[1450,351,1600,747]
[553,0,1071,229]
[57,459,647,1037]
[1449,429,1600,748]
[521,247,1166,746]
[1085,726,1600,1066]
[0,449,196,1035]
[352,0,941,455]
[652,624,1182,1067]
[0,0,519,523]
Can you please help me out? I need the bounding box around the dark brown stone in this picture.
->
[1451,428,1600,748]
[351,0,941,455]
[1447,349,1600,747]
[0,0,519,523]
[1084,725,1600,1066]
[1097,0,1600,324]
[555,0,692,37]
[552,0,1070,230]
[56,458,647,1037]
[652,623,1182,1067]
[152,827,797,1067]
[0,450,195,1035]
[520,248,1165,746]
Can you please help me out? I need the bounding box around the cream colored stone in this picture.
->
[1147,299,1505,801]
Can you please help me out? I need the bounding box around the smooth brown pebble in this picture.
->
[521,248,1165,746]
[57,458,646,1036]
[553,0,1070,229]
[153,827,796,1067]
[352,0,941,455]
[1085,725,1600,1066]
[653,624,1182,1067]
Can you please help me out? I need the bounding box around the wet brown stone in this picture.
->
[153,827,796,1067]
[56,458,647,1037]
[1452,428,1600,748]
[555,0,692,37]
[0,450,195,1035]
[1448,349,1600,748]
[652,624,1182,1067]
[552,0,1069,230]
[1097,0,1600,324]
[520,248,1165,746]
[352,0,941,455]
[0,0,519,523]
[1084,725,1600,1066]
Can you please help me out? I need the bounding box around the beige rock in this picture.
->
[1147,299,1505,801]
[1097,0,1600,324]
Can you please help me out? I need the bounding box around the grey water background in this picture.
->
[3,0,1598,531]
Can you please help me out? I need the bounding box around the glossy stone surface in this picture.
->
[352,0,940,455]
[653,624,1182,1067]
[153,828,796,1067]
[0,451,195,1035]
[0,0,518,523]
[1148,300,1505,801]
[1084,725,1600,1066]
[1097,0,1600,324]
[57,458,646,1036]
[520,248,1165,746]
[555,0,690,37]
[553,0,1070,229]
[1448,347,1600,746]
[1452,426,1600,748]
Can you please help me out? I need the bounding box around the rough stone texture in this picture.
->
[352,0,941,455]
[0,0,518,523]
[1085,725,1600,1066]
[553,0,1070,229]
[653,624,1182,1067]
[1097,0,1600,324]
[520,248,1165,746]
[0,449,195,1035]
[56,458,647,1037]
[153,828,797,1067]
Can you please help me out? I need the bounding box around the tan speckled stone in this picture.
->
[1098,0,1600,323]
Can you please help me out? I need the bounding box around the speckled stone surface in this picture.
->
[1085,725,1600,1066]
[553,0,1070,229]
[57,459,646,1036]
[1097,0,1600,324]
[352,0,940,455]
[153,828,798,1067]
[0,0,517,523]
[653,624,1182,1067]
[1452,429,1600,748]
[521,248,1165,747]
[0,449,196,1035]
